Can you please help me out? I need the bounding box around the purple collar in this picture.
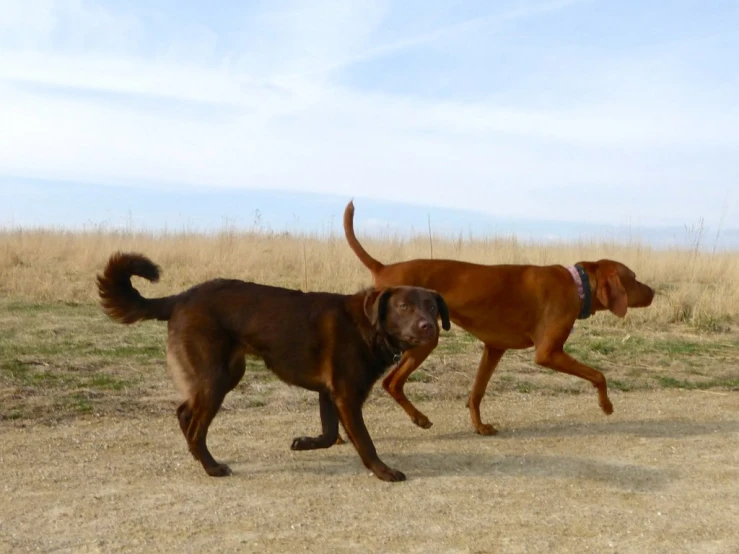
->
[566,264,592,320]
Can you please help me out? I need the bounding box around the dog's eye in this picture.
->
[399,303,409,310]
[428,304,437,313]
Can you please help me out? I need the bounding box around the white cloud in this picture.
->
[0,0,736,229]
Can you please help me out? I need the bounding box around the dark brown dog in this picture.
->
[96,252,450,481]
[344,201,655,435]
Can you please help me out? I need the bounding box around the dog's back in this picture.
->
[168,279,367,390]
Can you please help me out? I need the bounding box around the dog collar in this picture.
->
[383,339,404,366]
[566,264,592,320]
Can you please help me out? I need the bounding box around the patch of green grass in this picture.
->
[1,360,78,387]
[567,333,644,357]
[29,371,75,386]
[70,394,94,414]
[635,337,737,357]
[590,340,616,355]
[2,359,32,382]
[2,301,47,313]
[91,345,164,359]
[716,378,739,389]
[655,376,690,388]
[555,387,583,396]
[3,298,738,420]
[2,300,99,317]
[692,314,732,333]
[656,341,702,355]
[610,379,635,392]
[515,381,537,394]
[563,343,579,355]
[563,343,591,361]
[407,369,433,383]
[2,360,134,391]
[87,374,132,391]
[436,329,480,355]
[567,332,737,360]
[654,375,739,390]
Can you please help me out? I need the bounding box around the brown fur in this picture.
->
[344,201,655,435]
[96,251,451,482]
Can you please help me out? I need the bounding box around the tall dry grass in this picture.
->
[1,226,737,332]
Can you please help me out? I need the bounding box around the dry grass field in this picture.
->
[2,225,738,327]
[1,226,738,553]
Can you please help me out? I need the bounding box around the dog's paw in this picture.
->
[412,413,433,429]
[291,436,315,450]
[372,464,406,482]
[291,436,335,450]
[600,398,614,415]
[205,463,232,477]
[475,423,499,436]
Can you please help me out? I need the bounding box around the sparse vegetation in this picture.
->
[1,225,738,421]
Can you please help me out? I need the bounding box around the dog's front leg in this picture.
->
[534,345,614,415]
[382,339,437,429]
[334,396,406,482]
[291,390,340,450]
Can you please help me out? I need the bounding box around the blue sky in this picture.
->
[1,1,737,246]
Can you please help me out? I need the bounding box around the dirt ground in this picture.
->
[2,390,738,554]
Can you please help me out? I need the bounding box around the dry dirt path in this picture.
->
[2,390,738,553]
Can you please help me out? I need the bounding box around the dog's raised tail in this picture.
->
[343,200,385,274]
[96,252,177,324]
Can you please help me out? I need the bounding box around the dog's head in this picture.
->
[363,286,451,349]
[582,259,655,318]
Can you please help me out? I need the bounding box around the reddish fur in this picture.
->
[344,201,655,435]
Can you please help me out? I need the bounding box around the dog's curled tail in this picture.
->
[96,252,177,324]
[343,200,385,274]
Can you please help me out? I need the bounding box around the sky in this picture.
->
[1,0,737,246]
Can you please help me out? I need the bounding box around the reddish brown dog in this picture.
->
[97,252,450,481]
[344,201,655,435]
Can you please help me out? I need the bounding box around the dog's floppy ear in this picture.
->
[435,293,451,331]
[596,272,628,318]
[364,288,393,327]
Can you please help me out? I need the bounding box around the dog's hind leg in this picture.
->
[168,345,201,462]
[176,402,196,458]
[467,345,505,436]
[290,390,340,451]
[170,341,238,477]
[225,353,247,394]
[188,352,247,476]
[184,376,233,477]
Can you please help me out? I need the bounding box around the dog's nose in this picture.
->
[646,286,655,304]
[418,320,434,333]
